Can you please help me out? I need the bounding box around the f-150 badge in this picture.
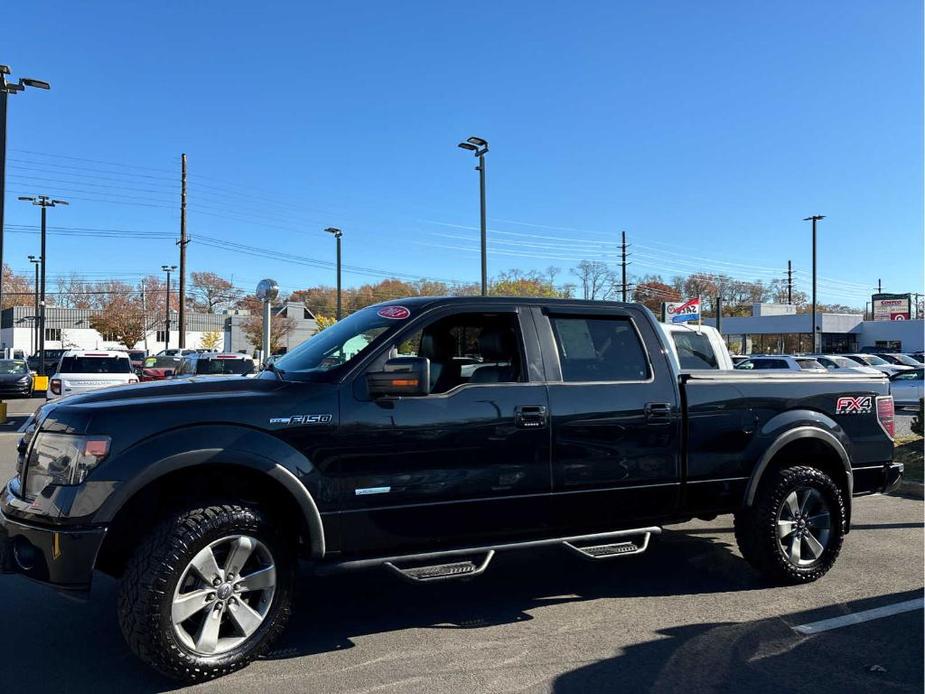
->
[269,414,333,425]
[835,396,872,415]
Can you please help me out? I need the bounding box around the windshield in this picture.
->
[196,358,254,375]
[887,354,920,366]
[275,305,405,376]
[859,355,889,366]
[829,356,855,368]
[0,360,27,375]
[60,356,132,374]
[145,356,180,369]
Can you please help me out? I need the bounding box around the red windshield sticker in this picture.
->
[836,396,872,415]
[377,306,411,320]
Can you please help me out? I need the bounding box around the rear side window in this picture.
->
[195,358,253,375]
[671,331,718,369]
[550,316,649,382]
[752,359,787,370]
[59,356,131,374]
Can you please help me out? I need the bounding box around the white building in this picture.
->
[0,304,318,356]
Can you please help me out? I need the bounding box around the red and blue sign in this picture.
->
[665,298,701,324]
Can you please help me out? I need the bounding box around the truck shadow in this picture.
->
[4,528,756,692]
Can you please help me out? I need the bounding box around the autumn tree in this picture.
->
[241,313,296,355]
[490,269,565,297]
[200,330,223,350]
[88,287,146,349]
[190,271,241,313]
[314,315,337,332]
[1,264,35,310]
[633,275,681,313]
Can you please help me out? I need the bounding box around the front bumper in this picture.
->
[0,508,106,590]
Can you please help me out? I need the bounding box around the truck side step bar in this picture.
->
[384,551,495,583]
[314,527,662,579]
[563,530,655,560]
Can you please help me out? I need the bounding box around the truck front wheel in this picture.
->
[117,503,295,682]
[734,465,846,584]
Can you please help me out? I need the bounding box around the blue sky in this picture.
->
[4,1,922,306]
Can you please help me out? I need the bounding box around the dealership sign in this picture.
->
[664,298,701,324]
[871,293,911,321]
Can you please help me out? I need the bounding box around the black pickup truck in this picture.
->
[0,297,902,682]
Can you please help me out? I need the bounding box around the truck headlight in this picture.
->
[23,433,111,499]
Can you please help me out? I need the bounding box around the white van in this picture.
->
[659,323,734,370]
[47,350,138,401]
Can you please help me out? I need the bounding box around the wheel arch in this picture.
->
[744,426,853,524]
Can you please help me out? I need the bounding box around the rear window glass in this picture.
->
[671,331,718,369]
[60,356,132,374]
[195,358,253,375]
[550,316,649,382]
[752,359,787,369]
[796,359,823,370]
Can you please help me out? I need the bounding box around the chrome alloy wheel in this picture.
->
[776,487,832,567]
[171,535,277,655]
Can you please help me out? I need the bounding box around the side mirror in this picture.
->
[366,357,430,397]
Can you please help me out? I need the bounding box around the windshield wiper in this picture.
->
[265,362,286,380]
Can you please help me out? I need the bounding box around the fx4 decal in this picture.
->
[269,414,334,425]
[835,396,873,415]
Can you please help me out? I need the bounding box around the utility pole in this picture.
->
[786,260,793,305]
[457,137,489,295]
[803,215,825,354]
[140,279,149,353]
[162,265,176,353]
[28,255,39,355]
[178,153,188,347]
[19,195,67,374]
[620,230,629,302]
[877,278,882,294]
[0,66,50,320]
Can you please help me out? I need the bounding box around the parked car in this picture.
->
[0,359,34,398]
[27,348,68,375]
[735,355,827,372]
[174,352,256,377]
[123,349,147,373]
[874,353,922,368]
[810,355,882,376]
[155,348,197,358]
[889,369,924,409]
[730,354,749,366]
[46,350,139,401]
[1,297,900,682]
[140,355,182,382]
[843,354,914,376]
[908,353,924,364]
[659,323,733,370]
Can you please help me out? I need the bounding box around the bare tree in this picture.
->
[571,260,615,300]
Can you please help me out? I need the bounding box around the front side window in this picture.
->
[550,316,649,382]
[59,356,132,374]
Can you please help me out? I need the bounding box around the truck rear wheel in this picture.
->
[117,503,295,683]
[734,465,846,584]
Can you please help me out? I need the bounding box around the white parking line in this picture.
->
[792,598,924,635]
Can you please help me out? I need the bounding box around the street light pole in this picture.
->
[28,255,40,356]
[324,227,343,320]
[803,215,825,353]
[19,195,67,374]
[161,265,176,353]
[0,66,50,317]
[457,136,489,295]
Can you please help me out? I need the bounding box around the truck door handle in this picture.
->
[644,402,672,421]
[514,405,548,429]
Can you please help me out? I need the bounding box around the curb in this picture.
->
[890,480,924,499]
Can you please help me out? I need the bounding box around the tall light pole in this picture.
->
[324,227,343,320]
[803,215,825,353]
[19,195,67,374]
[28,254,40,356]
[161,264,176,353]
[1,66,50,316]
[457,136,489,295]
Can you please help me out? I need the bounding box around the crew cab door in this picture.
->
[533,306,682,533]
[335,305,552,556]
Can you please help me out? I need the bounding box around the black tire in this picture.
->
[118,503,295,683]
[734,466,846,584]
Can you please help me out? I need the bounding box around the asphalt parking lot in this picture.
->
[0,398,921,693]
